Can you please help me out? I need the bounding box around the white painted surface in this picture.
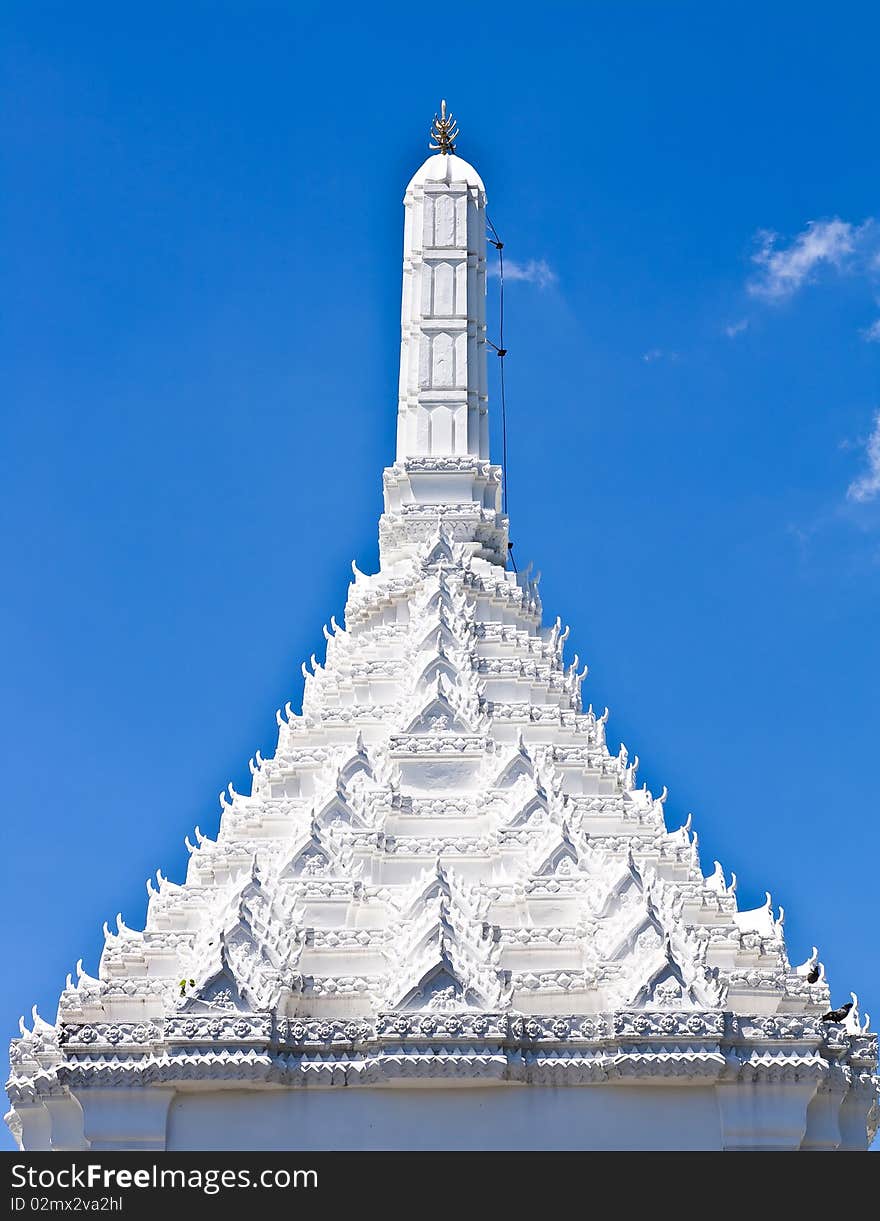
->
[167,1085,722,1151]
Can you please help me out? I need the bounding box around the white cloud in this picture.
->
[724,319,749,338]
[642,348,678,363]
[491,258,557,288]
[862,318,880,342]
[748,219,863,301]
[847,410,880,503]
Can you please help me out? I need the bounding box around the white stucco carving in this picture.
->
[6,113,877,1152]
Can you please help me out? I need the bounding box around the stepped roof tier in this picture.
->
[7,105,877,1152]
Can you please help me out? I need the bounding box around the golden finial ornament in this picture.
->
[429,99,459,154]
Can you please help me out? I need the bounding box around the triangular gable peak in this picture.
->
[312,788,365,831]
[404,687,474,735]
[592,852,647,919]
[601,898,667,963]
[492,742,535,790]
[528,821,592,879]
[416,651,461,692]
[396,859,453,916]
[220,865,300,964]
[396,962,474,1013]
[278,820,355,881]
[413,616,464,656]
[630,957,700,1012]
[420,581,457,618]
[395,860,489,924]
[503,791,549,830]
[336,735,375,788]
[180,939,253,1014]
[390,898,496,982]
[418,526,468,574]
[626,936,725,1011]
[389,940,509,1013]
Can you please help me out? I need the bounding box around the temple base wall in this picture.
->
[166,1084,724,1150]
[13,1079,874,1150]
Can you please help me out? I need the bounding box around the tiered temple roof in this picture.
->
[7,106,877,1151]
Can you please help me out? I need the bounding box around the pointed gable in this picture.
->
[181,941,252,1014]
[404,693,473,735]
[398,963,469,1012]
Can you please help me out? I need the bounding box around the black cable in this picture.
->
[486,212,515,572]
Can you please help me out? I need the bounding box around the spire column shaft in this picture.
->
[396,162,488,460]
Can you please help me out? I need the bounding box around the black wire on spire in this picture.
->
[486,213,515,572]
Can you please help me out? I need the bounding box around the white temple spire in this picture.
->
[396,103,487,462]
[380,103,507,568]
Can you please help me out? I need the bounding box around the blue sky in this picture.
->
[2,3,878,1147]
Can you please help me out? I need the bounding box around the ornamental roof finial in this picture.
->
[429,99,459,154]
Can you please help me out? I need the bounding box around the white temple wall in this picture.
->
[165,1084,724,1151]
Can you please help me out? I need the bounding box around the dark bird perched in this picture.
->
[820,1001,853,1023]
[807,965,820,984]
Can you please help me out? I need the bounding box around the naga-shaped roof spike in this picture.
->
[275,707,284,727]
[31,1006,54,1034]
[330,614,342,634]
[844,992,862,1035]
[706,860,726,892]
[795,946,820,978]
